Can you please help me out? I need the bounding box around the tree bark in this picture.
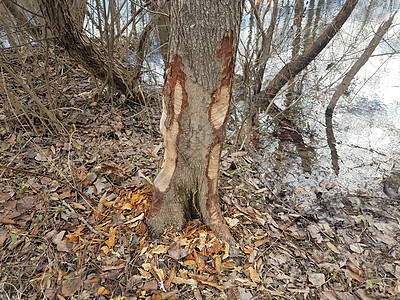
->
[38,0,138,98]
[325,13,396,174]
[147,0,243,246]
[255,0,358,107]
[2,0,41,39]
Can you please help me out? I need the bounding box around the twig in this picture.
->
[61,199,104,238]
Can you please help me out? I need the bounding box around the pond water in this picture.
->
[257,9,400,201]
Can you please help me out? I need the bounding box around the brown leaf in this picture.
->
[142,279,158,291]
[105,227,117,248]
[168,241,189,260]
[215,255,221,273]
[34,152,48,162]
[61,274,82,297]
[97,287,109,295]
[70,202,86,210]
[164,266,176,291]
[57,239,71,253]
[326,241,340,254]
[194,288,203,300]
[308,273,325,287]
[249,266,260,283]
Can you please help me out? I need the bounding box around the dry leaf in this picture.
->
[172,277,197,286]
[223,241,230,260]
[308,273,325,287]
[238,287,253,300]
[34,152,47,162]
[61,274,82,297]
[101,245,110,255]
[249,266,260,283]
[105,227,117,248]
[197,231,207,251]
[168,242,189,260]
[326,241,340,254]
[97,287,109,295]
[142,279,158,291]
[215,255,221,273]
[230,151,247,157]
[151,244,169,254]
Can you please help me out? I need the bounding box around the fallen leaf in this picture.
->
[197,231,207,251]
[142,279,158,291]
[97,287,109,295]
[168,242,189,260]
[151,244,169,255]
[326,241,340,254]
[230,151,247,157]
[105,227,117,248]
[61,274,82,296]
[238,287,253,300]
[70,202,86,210]
[57,239,71,253]
[308,273,325,287]
[215,255,221,273]
[249,266,260,283]
[172,277,197,286]
[53,231,66,245]
[34,152,48,162]
[350,243,364,254]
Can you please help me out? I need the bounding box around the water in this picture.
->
[258,8,400,200]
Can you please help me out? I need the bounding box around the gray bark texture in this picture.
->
[147,0,243,246]
[38,0,138,98]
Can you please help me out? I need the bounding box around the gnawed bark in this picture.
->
[325,13,396,174]
[255,0,358,107]
[37,0,139,98]
[147,0,243,247]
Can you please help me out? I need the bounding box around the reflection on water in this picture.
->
[260,13,400,198]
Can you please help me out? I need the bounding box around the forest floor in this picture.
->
[0,55,400,300]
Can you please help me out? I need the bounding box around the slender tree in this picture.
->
[325,13,396,174]
[256,0,358,106]
[147,0,243,246]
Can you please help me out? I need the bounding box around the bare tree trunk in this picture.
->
[149,1,170,65]
[68,0,86,30]
[37,0,139,98]
[147,0,243,247]
[238,0,278,149]
[325,13,396,174]
[255,0,358,107]
[2,0,41,39]
[303,0,315,48]
[312,0,324,41]
[286,0,304,106]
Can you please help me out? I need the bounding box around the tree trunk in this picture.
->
[147,0,243,245]
[255,0,358,107]
[38,0,139,98]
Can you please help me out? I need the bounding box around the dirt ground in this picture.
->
[0,54,399,299]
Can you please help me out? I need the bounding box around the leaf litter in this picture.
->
[0,51,399,300]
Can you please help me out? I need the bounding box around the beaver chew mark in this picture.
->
[207,143,221,190]
[205,31,235,224]
[209,31,235,131]
[151,55,188,217]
